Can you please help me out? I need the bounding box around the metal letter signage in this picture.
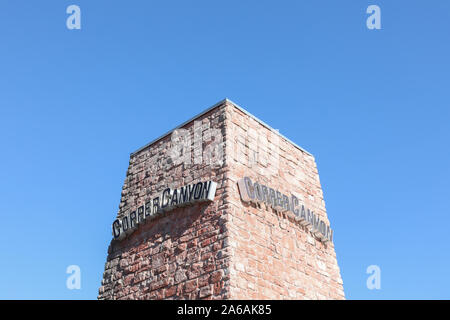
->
[237,177,333,243]
[112,181,217,240]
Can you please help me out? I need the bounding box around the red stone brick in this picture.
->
[184,279,198,293]
[98,101,344,301]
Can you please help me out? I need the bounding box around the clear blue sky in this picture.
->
[0,1,449,299]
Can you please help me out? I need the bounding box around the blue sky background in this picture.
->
[0,1,449,299]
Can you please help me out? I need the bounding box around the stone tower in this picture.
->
[98,99,345,300]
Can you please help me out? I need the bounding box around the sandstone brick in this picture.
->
[164,285,177,298]
[184,279,198,293]
[209,270,223,284]
[98,100,344,301]
[199,285,213,298]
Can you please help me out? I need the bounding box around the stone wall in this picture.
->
[98,103,230,300]
[98,99,345,300]
[224,103,345,299]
